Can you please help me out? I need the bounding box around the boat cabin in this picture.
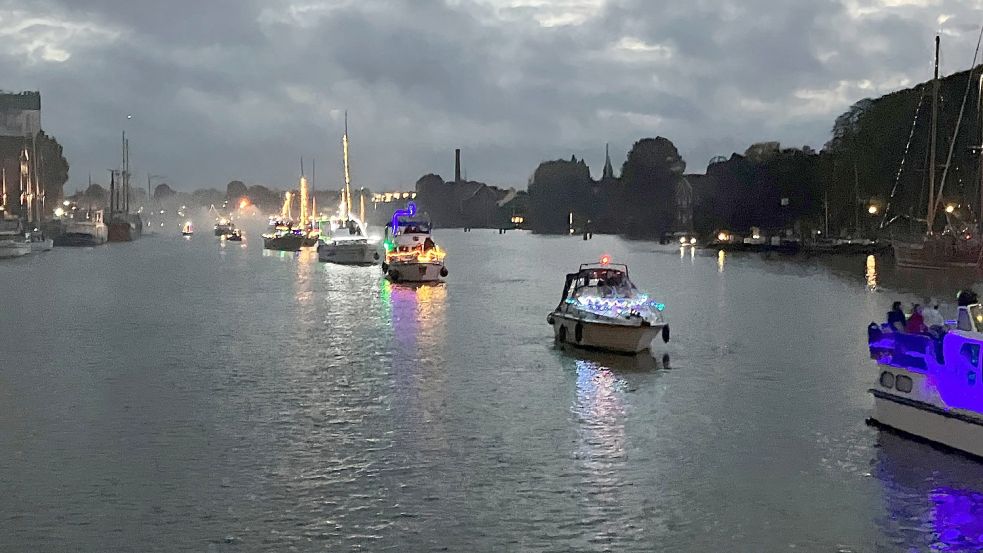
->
[561,264,637,303]
[869,303,983,413]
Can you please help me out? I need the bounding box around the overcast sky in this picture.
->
[2,0,981,192]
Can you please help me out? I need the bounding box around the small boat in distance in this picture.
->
[214,218,235,236]
[262,219,307,251]
[547,257,670,354]
[382,202,447,282]
[867,291,983,457]
[54,209,108,246]
[28,230,53,252]
[0,217,30,259]
[226,228,243,242]
[182,221,194,236]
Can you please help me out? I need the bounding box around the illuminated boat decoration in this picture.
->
[547,256,670,354]
[381,202,447,282]
[181,220,194,236]
[868,291,983,457]
[213,218,235,236]
[262,219,307,251]
[317,115,381,265]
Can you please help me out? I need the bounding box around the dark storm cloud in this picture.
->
[1,0,979,190]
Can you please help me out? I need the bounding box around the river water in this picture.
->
[2,229,983,552]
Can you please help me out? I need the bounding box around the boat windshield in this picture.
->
[571,269,637,299]
[397,221,431,234]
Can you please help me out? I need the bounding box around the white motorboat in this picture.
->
[55,210,108,246]
[318,220,380,265]
[547,258,670,354]
[382,202,447,282]
[28,231,53,252]
[0,217,30,259]
[867,291,983,457]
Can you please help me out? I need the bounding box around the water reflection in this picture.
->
[572,358,630,543]
[718,249,726,273]
[865,255,878,291]
[380,280,447,349]
[873,430,983,550]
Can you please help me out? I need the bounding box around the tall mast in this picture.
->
[343,110,352,220]
[299,157,309,227]
[1,167,6,212]
[311,158,316,218]
[928,35,940,233]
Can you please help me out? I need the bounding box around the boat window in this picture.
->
[879,371,895,389]
[960,343,980,369]
[895,375,913,393]
[972,305,983,333]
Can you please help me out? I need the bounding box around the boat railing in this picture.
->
[868,323,942,370]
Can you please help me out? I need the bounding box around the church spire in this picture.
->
[602,143,615,180]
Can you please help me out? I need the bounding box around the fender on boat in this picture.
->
[662,325,670,343]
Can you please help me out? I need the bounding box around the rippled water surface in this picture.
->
[3,230,983,551]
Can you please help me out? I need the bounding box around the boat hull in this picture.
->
[318,242,380,265]
[893,239,980,269]
[263,234,305,252]
[107,221,134,242]
[871,390,983,458]
[0,241,31,259]
[30,239,53,252]
[53,232,106,247]
[385,261,445,282]
[550,313,664,354]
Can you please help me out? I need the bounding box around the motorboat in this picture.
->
[262,220,308,251]
[547,257,670,354]
[225,228,243,242]
[318,219,380,265]
[28,230,53,252]
[53,210,108,246]
[0,217,30,259]
[182,221,194,236]
[867,290,983,457]
[382,202,447,282]
[214,218,235,236]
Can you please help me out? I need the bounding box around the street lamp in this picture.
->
[868,205,878,215]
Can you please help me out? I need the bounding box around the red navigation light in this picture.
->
[600,255,611,265]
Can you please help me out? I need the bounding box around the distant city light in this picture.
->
[868,205,879,215]
[946,204,956,214]
[53,207,65,217]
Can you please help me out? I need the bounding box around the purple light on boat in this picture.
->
[391,202,417,230]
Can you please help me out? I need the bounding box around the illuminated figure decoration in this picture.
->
[382,201,448,282]
[181,220,194,236]
[547,256,670,354]
[868,290,983,457]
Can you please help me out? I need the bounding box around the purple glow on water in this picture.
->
[931,487,983,551]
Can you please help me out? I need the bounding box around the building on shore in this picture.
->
[0,91,67,224]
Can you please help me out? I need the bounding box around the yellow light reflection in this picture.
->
[865,254,878,291]
[718,249,726,273]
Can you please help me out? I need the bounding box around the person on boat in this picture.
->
[887,301,907,332]
[906,304,927,334]
[922,299,946,335]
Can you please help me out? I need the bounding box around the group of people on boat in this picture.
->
[884,290,980,338]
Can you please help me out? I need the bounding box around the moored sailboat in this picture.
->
[318,113,381,265]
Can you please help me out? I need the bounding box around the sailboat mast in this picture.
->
[343,111,352,220]
[1,167,6,212]
[928,35,940,233]
[299,157,309,227]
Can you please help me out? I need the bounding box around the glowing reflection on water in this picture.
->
[865,255,877,291]
[718,249,726,273]
[572,359,629,543]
